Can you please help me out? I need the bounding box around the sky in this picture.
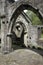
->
[15,0,19,1]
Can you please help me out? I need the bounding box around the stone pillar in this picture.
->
[1,16,8,53]
[1,16,12,53]
[6,19,13,52]
[7,33,12,52]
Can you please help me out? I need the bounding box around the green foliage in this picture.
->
[40,28,43,38]
[41,34,43,38]
[26,10,42,25]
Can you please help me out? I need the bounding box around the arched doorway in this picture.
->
[8,3,43,50]
[12,21,26,48]
[9,4,43,31]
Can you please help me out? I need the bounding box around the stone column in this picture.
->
[1,17,12,53]
[1,16,8,53]
[7,33,12,52]
[6,19,13,52]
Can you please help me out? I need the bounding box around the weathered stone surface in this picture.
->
[0,49,43,65]
[0,0,43,53]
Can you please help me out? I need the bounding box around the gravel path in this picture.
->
[0,49,43,65]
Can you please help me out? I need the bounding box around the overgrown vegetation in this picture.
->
[25,10,42,25]
[24,10,43,38]
[41,28,43,38]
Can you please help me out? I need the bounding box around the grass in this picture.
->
[41,34,43,38]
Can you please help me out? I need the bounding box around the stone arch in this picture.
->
[9,3,43,33]
[7,3,43,51]
[12,21,28,47]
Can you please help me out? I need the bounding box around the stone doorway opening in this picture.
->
[11,22,26,49]
[8,4,43,52]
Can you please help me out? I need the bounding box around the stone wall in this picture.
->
[14,14,38,47]
[0,0,43,52]
[0,0,43,19]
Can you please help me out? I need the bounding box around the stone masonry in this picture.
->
[0,0,43,53]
